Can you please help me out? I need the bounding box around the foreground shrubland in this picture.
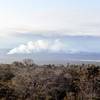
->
[0,59,100,100]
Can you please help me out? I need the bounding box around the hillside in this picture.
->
[0,59,99,100]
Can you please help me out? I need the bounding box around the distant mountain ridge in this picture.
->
[0,49,100,64]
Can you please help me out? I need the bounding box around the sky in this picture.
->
[0,0,100,54]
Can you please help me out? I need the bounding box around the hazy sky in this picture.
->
[0,0,100,53]
[0,0,100,36]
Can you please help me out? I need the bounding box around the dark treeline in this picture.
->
[0,59,100,100]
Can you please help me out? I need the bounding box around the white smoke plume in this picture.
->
[8,39,66,54]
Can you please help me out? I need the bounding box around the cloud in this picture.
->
[7,39,67,54]
[1,9,100,37]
